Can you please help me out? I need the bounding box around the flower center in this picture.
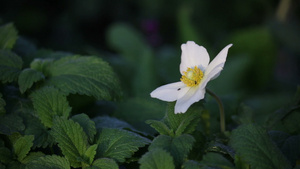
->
[180,66,204,87]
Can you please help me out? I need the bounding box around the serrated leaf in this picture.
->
[21,152,44,164]
[200,152,234,169]
[50,117,88,168]
[21,110,54,148]
[31,87,71,128]
[18,68,45,93]
[26,155,70,169]
[0,50,23,83]
[71,114,96,143]
[0,93,6,115]
[30,58,54,76]
[96,128,150,163]
[165,102,202,136]
[229,124,292,169]
[0,114,25,135]
[146,120,172,136]
[84,144,98,165]
[149,134,195,167]
[139,149,175,169]
[44,56,121,101]
[0,23,18,50]
[13,135,34,162]
[89,158,118,169]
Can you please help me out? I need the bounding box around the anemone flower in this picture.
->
[150,41,232,114]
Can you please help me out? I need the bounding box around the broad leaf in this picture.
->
[139,149,175,169]
[0,50,23,83]
[89,158,118,169]
[13,135,34,162]
[93,116,134,130]
[26,155,70,169]
[230,124,292,169]
[71,114,96,143]
[0,147,12,164]
[31,87,71,128]
[50,117,88,168]
[18,68,45,93]
[182,160,200,169]
[149,134,195,167]
[0,23,18,50]
[165,102,202,136]
[96,128,150,163]
[0,93,6,115]
[44,56,121,101]
[146,120,172,136]
[0,114,25,135]
[22,152,45,164]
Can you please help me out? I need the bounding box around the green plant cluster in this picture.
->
[0,22,300,169]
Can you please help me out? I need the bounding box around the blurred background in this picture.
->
[1,0,299,133]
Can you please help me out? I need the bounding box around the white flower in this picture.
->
[150,41,232,114]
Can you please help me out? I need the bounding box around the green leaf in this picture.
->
[0,147,12,164]
[31,87,71,128]
[0,93,6,115]
[0,23,18,49]
[165,102,202,136]
[96,128,150,163]
[21,152,45,164]
[149,134,195,167]
[0,114,25,135]
[21,110,54,148]
[71,114,96,143]
[89,158,118,169]
[229,124,292,169]
[84,144,98,165]
[26,155,70,169]
[182,160,200,169]
[44,56,121,101]
[18,68,45,93]
[139,149,175,169]
[13,135,34,162]
[0,50,23,83]
[200,152,234,169]
[30,58,54,76]
[50,117,88,168]
[93,116,135,130]
[146,120,172,136]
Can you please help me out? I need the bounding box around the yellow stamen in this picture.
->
[180,66,204,87]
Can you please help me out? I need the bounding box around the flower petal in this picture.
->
[180,41,210,74]
[204,44,232,79]
[150,82,189,102]
[174,86,205,114]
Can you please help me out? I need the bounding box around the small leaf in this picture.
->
[84,144,98,165]
[200,152,234,169]
[31,87,71,128]
[96,128,150,163]
[71,114,96,143]
[13,135,34,162]
[44,56,121,101]
[50,117,88,168]
[0,23,18,50]
[18,68,45,93]
[90,158,118,169]
[165,102,202,136]
[230,124,292,169]
[26,155,70,169]
[0,114,25,135]
[0,50,23,83]
[149,134,195,167]
[146,120,172,136]
[21,152,45,164]
[0,93,6,115]
[139,149,175,169]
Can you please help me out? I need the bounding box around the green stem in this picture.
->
[206,88,225,133]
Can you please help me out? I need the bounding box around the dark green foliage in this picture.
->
[18,68,45,94]
[71,114,97,143]
[139,149,175,169]
[0,50,23,83]
[0,23,18,50]
[26,155,70,169]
